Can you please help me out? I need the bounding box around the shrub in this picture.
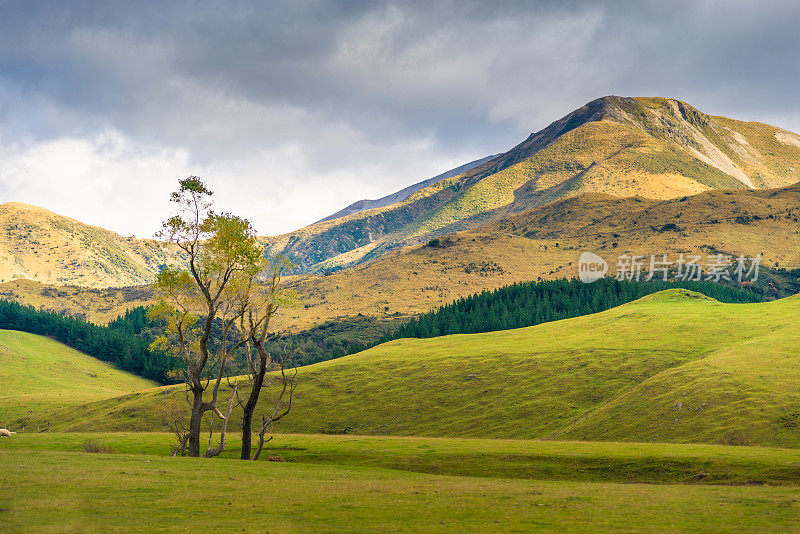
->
[720,430,752,447]
[82,440,114,454]
[658,223,682,232]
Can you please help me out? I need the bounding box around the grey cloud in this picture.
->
[3,1,799,146]
[0,0,799,233]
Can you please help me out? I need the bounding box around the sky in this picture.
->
[1,0,799,237]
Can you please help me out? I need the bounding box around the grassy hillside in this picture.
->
[2,182,798,336]
[0,279,154,324]
[0,202,185,287]
[0,329,156,422]
[20,290,800,448]
[274,182,800,331]
[263,96,800,272]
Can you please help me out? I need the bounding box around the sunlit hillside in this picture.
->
[14,290,800,448]
[0,202,186,287]
[2,182,799,332]
[0,329,156,422]
[263,96,800,272]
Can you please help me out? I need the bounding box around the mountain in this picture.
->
[263,96,800,272]
[317,154,498,223]
[19,290,800,449]
[0,202,186,287]
[4,182,799,330]
[3,96,799,287]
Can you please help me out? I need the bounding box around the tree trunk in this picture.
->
[252,432,272,461]
[205,384,237,458]
[240,363,267,460]
[241,405,253,460]
[188,387,204,458]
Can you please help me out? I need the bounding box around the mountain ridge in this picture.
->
[316,154,498,223]
[262,95,800,272]
[3,95,800,286]
[3,182,798,330]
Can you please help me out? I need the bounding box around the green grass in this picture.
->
[7,291,800,444]
[0,330,156,422]
[6,432,800,486]
[12,290,800,450]
[3,433,800,532]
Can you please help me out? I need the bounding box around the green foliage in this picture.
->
[266,314,406,367]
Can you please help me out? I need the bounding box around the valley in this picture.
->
[5,4,800,530]
[2,95,800,534]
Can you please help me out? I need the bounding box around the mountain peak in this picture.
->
[262,94,800,272]
[522,95,709,149]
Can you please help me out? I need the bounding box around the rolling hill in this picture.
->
[16,290,800,448]
[0,202,186,287]
[0,329,156,422]
[263,96,800,272]
[2,182,799,332]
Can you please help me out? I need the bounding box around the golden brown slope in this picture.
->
[0,202,185,287]
[6,183,799,330]
[263,96,800,272]
[276,183,800,331]
[4,98,798,288]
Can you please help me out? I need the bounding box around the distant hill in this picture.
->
[2,182,799,332]
[263,96,800,272]
[317,155,498,223]
[21,290,800,449]
[0,329,156,423]
[3,97,799,286]
[0,202,186,287]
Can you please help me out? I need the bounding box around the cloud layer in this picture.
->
[1,1,798,236]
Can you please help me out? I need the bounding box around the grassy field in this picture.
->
[12,290,800,450]
[6,432,800,486]
[3,433,800,532]
[0,330,156,422]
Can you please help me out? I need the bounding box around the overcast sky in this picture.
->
[1,0,798,237]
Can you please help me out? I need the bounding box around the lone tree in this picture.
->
[153,177,292,458]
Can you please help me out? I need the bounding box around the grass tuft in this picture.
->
[82,439,114,454]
